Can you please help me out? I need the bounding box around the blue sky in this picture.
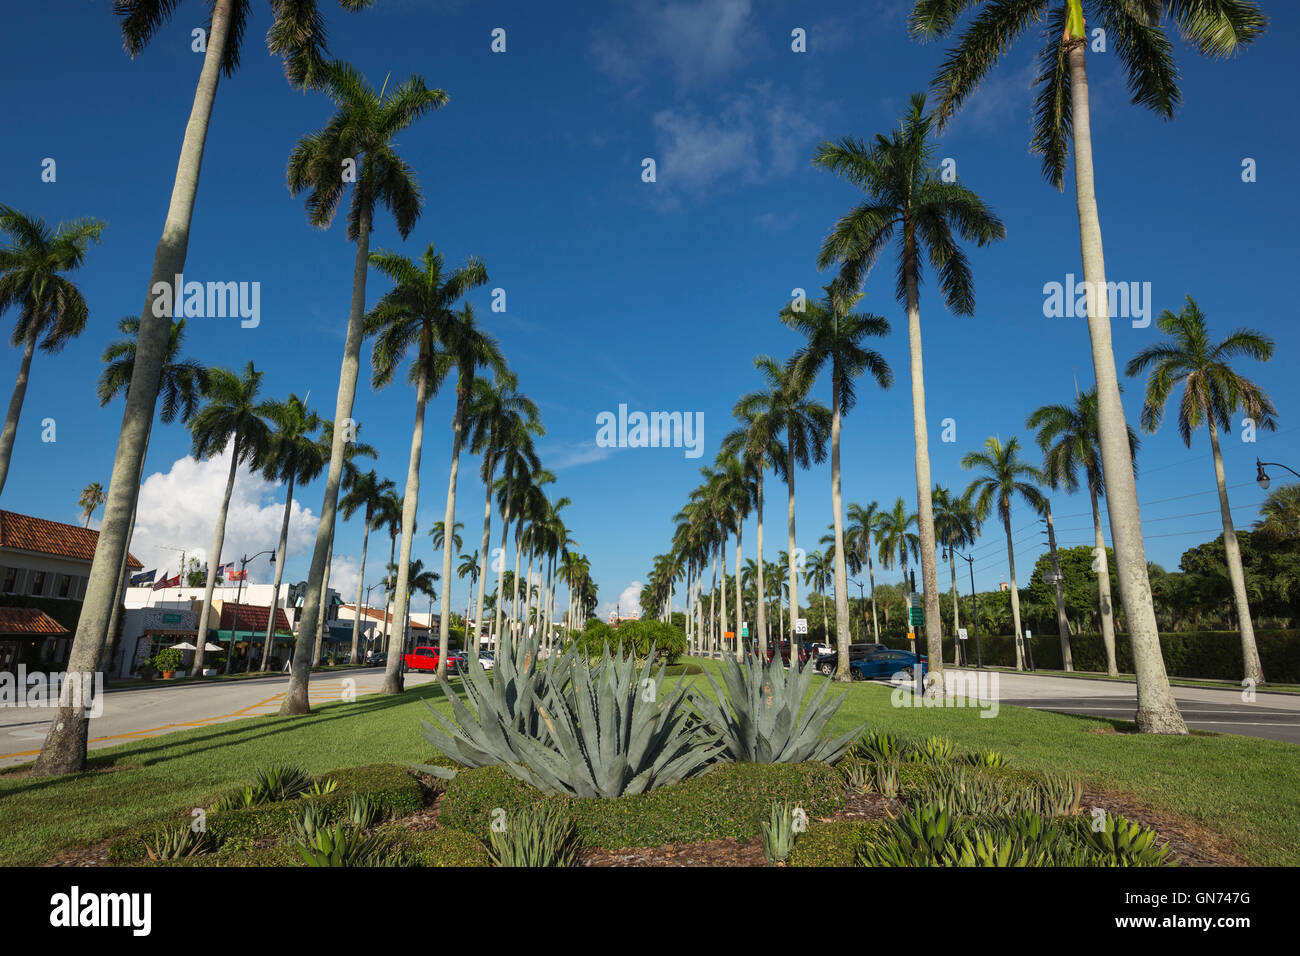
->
[2,0,1298,620]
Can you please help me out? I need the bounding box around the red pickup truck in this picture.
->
[402,646,466,672]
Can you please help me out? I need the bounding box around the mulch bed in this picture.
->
[1081,784,1247,867]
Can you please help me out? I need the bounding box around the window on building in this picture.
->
[29,571,45,596]
[56,574,72,599]
[2,567,15,593]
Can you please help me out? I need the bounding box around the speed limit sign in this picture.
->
[794,618,808,635]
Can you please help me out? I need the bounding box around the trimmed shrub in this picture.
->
[576,619,687,664]
[787,820,889,867]
[441,761,844,848]
[382,827,490,867]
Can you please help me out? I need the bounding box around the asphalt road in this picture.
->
[0,667,441,768]
[945,668,1300,745]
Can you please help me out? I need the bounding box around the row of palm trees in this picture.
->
[643,0,1270,740]
[9,0,603,776]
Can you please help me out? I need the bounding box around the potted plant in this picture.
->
[152,647,184,680]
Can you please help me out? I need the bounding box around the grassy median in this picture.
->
[0,659,1296,866]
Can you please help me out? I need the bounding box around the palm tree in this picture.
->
[458,550,479,627]
[1126,296,1277,684]
[186,362,273,675]
[339,469,395,666]
[931,485,979,664]
[803,549,832,643]
[846,501,884,642]
[1027,387,1139,676]
[909,0,1264,733]
[365,243,490,689]
[724,359,796,660]
[78,483,106,528]
[257,394,326,670]
[492,426,543,643]
[34,0,376,776]
[961,436,1046,671]
[1255,483,1300,544]
[430,520,464,555]
[748,356,831,659]
[813,96,1003,682]
[371,489,403,655]
[282,64,448,714]
[406,559,440,638]
[0,207,106,495]
[312,424,376,665]
[712,451,753,661]
[876,497,920,607]
[467,373,541,655]
[94,314,206,671]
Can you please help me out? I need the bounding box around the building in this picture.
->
[0,607,70,674]
[336,604,435,656]
[0,510,142,672]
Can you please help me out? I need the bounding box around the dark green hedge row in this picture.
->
[440,761,844,848]
[108,764,423,863]
[879,630,1300,682]
[787,820,888,867]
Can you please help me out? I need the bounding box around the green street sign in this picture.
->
[741,625,749,638]
[908,607,924,626]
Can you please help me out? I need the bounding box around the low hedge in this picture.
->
[382,827,490,867]
[108,764,423,863]
[787,820,888,867]
[440,761,845,848]
[903,629,1300,682]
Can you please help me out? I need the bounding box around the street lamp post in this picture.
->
[225,549,275,675]
[849,578,866,644]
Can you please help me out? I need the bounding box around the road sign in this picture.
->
[1024,629,1032,640]
[908,606,924,627]
[741,624,749,638]
[724,631,735,640]
[794,618,808,635]
[957,627,968,641]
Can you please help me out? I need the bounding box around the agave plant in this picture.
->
[420,635,720,798]
[295,822,392,867]
[416,630,565,780]
[488,803,579,867]
[345,793,380,829]
[291,802,330,845]
[859,803,964,867]
[251,765,313,802]
[905,735,957,765]
[853,729,906,762]
[760,801,802,864]
[1079,812,1175,867]
[964,749,1009,768]
[693,655,863,763]
[145,823,214,861]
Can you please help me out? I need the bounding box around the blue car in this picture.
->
[848,647,928,683]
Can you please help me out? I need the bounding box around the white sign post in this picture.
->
[794,618,808,635]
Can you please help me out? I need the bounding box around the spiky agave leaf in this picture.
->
[693,654,863,763]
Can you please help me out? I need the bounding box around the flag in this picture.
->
[153,573,180,590]
[227,568,247,582]
[219,562,237,578]
[130,569,157,586]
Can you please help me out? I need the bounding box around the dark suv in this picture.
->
[814,643,886,676]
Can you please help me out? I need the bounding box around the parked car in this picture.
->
[813,643,886,676]
[402,646,466,673]
[765,641,810,666]
[848,647,928,683]
[365,652,387,667]
[478,649,495,670]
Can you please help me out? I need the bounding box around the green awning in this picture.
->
[212,630,293,643]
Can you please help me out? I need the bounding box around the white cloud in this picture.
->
[598,581,644,621]
[651,82,822,196]
[130,441,320,589]
[590,0,757,91]
[328,554,361,607]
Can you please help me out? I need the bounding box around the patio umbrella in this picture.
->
[168,641,197,650]
[204,642,223,652]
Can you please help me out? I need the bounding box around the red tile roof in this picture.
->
[217,603,293,634]
[0,511,142,569]
[0,607,69,636]
[340,604,432,629]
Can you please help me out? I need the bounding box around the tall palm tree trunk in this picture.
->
[349,509,372,666]
[193,436,241,676]
[380,530,396,652]
[314,529,334,665]
[260,473,295,670]
[754,472,767,659]
[949,551,960,665]
[510,522,522,635]
[382,358,430,694]
[491,472,513,643]
[0,329,38,496]
[902,246,943,682]
[282,189,375,715]
[733,523,744,662]
[1044,499,1074,672]
[719,536,728,658]
[472,453,495,662]
[867,532,880,642]
[829,388,851,681]
[33,0,234,775]
[1089,487,1118,675]
[1208,419,1263,683]
[1066,36,1185,733]
[100,416,157,676]
[435,386,467,680]
[1003,512,1024,670]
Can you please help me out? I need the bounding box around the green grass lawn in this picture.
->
[1,657,1296,866]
